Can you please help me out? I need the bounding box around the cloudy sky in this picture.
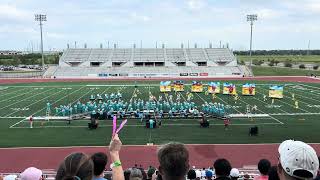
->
[0,0,319,51]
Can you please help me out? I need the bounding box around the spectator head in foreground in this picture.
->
[91,152,108,180]
[157,142,189,180]
[187,169,196,180]
[269,166,280,180]
[56,152,94,180]
[20,167,42,180]
[230,168,240,180]
[129,168,143,180]
[277,140,319,180]
[258,159,271,176]
[214,158,232,180]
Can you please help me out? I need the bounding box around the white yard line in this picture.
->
[259,86,311,113]
[9,86,86,128]
[0,88,53,110]
[0,116,27,119]
[187,85,243,114]
[3,83,295,88]
[289,84,320,96]
[235,91,284,125]
[0,88,38,103]
[288,85,320,104]
[9,118,28,128]
[0,87,28,98]
[300,84,320,91]
[4,89,65,117]
[4,112,320,119]
[252,87,289,114]
[186,85,283,124]
[34,86,91,115]
[10,122,281,129]
[178,90,188,102]
[9,86,112,128]
[270,112,320,116]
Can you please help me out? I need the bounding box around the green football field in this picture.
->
[0,80,320,147]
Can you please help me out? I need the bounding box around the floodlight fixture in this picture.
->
[246,14,258,75]
[35,14,47,69]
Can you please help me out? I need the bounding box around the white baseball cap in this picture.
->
[230,168,240,178]
[20,167,42,180]
[278,140,319,179]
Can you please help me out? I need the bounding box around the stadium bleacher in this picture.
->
[53,47,247,78]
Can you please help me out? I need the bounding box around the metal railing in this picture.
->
[0,71,44,78]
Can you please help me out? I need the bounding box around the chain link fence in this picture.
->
[0,71,44,78]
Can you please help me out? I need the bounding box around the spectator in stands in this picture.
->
[157,142,189,180]
[268,166,279,180]
[129,168,143,180]
[230,168,239,180]
[3,175,17,180]
[254,159,271,180]
[213,158,232,180]
[201,168,206,178]
[138,167,147,180]
[20,167,43,180]
[205,170,213,180]
[56,152,93,180]
[147,166,156,180]
[243,174,250,180]
[124,169,131,180]
[91,152,108,180]
[277,140,319,180]
[187,169,196,180]
[195,169,201,180]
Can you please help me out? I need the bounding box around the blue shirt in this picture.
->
[93,177,108,180]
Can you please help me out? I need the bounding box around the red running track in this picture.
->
[1,144,320,173]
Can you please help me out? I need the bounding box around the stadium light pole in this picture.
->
[35,14,47,69]
[247,14,257,74]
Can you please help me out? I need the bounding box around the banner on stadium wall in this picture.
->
[200,73,208,76]
[160,81,171,92]
[173,80,184,92]
[191,81,203,92]
[189,73,198,76]
[242,83,256,95]
[207,82,220,94]
[180,73,188,76]
[269,85,284,99]
[223,83,236,95]
[98,73,108,77]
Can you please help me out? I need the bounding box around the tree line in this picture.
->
[0,53,61,65]
[234,50,320,56]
